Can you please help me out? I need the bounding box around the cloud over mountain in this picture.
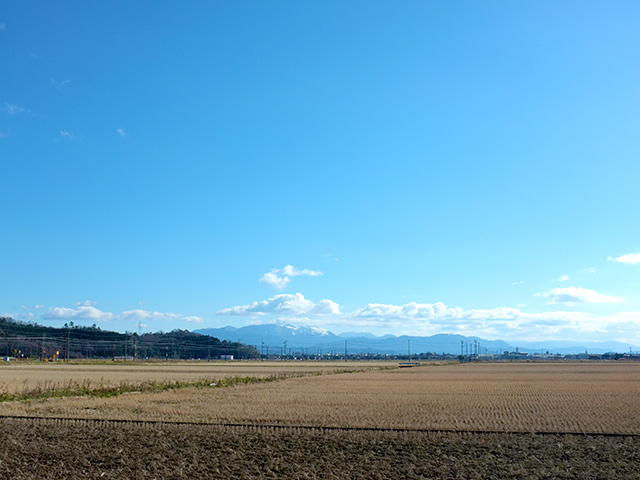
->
[259,265,323,290]
[539,287,624,306]
[41,303,204,326]
[218,293,340,316]
[44,306,113,322]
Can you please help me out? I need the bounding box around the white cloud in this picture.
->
[59,130,82,141]
[50,77,70,89]
[21,304,44,310]
[44,306,113,322]
[538,286,624,306]
[75,300,96,307]
[183,316,205,324]
[2,312,35,321]
[120,309,205,325]
[281,265,322,277]
[558,274,569,282]
[116,128,125,137]
[345,303,549,337]
[609,253,640,265]
[39,304,203,326]
[354,301,463,320]
[511,280,525,285]
[259,265,323,290]
[5,102,28,115]
[218,293,340,317]
[120,310,182,321]
[60,130,77,139]
[259,272,290,289]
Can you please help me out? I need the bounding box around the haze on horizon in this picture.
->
[2,2,639,345]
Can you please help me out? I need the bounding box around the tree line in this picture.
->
[0,317,259,360]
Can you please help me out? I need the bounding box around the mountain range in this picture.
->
[195,324,640,355]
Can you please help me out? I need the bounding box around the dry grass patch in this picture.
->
[0,360,394,397]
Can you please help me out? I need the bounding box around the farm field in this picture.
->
[1,361,639,478]
[3,361,639,434]
[0,360,393,395]
[0,418,638,479]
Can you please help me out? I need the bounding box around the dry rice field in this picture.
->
[0,360,389,394]
[1,361,639,479]
[3,361,639,434]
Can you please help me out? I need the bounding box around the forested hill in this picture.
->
[0,317,259,360]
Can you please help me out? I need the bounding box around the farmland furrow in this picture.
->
[2,414,639,438]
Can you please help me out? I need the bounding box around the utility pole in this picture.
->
[283,340,288,360]
[344,340,347,360]
[261,341,264,361]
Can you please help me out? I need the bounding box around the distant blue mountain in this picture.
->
[338,331,379,339]
[196,324,339,350]
[195,324,640,355]
[195,325,511,355]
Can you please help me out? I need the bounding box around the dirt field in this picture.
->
[1,361,639,479]
[0,418,638,480]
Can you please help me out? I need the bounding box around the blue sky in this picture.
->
[2,1,640,343]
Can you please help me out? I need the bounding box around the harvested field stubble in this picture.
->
[0,417,639,480]
[0,361,390,395]
[3,362,638,435]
